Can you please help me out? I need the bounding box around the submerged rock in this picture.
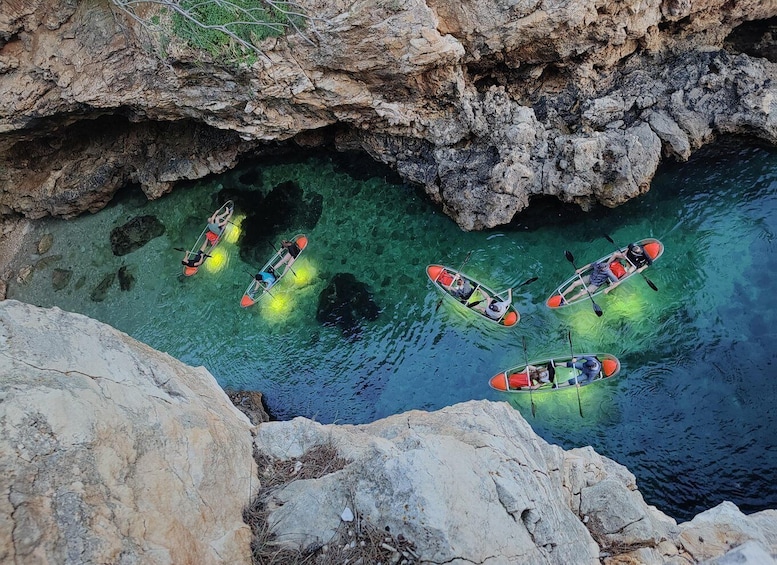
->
[34,254,62,270]
[90,272,115,302]
[51,268,72,291]
[110,215,166,256]
[235,181,323,264]
[316,273,379,338]
[37,233,53,255]
[117,265,135,291]
[16,265,33,284]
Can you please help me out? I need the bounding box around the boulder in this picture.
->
[109,215,165,257]
[0,300,255,565]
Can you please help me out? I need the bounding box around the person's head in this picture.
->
[629,243,643,254]
[488,300,500,312]
[585,359,598,370]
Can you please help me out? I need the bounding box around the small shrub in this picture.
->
[111,0,311,65]
[170,0,306,61]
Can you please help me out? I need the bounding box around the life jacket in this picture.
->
[610,260,627,279]
[508,372,531,388]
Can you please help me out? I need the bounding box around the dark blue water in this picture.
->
[7,140,777,522]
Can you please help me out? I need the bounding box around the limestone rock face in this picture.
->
[0,300,255,565]
[253,401,777,564]
[0,0,776,229]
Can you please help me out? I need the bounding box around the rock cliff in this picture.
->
[2,300,777,564]
[0,1,776,229]
[0,300,254,565]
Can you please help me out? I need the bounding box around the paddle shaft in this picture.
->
[175,247,212,259]
[523,336,536,417]
[603,234,658,292]
[436,251,473,311]
[567,331,584,418]
[564,251,603,317]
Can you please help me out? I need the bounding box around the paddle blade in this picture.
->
[603,233,615,244]
[564,250,575,263]
[593,303,603,317]
[645,277,659,292]
[520,276,538,287]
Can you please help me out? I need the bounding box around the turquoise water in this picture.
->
[7,142,777,521]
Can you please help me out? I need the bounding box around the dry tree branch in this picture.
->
[108,0,322,62]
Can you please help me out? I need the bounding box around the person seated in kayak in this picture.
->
[565,356,602,385]
[181,250,206,268]
[250,267,277,293]
[472,288,512,320]
[205,207,231,245]
[625,243,653,271]
[275,239,301,273]
[528,362,555,386]
[451,276,474,301]
[561,255,621,303]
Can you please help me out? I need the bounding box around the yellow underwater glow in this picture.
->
[256,261,317,321]
[286,262,315,286]
[262,292,292,319]
[224,216,242,244]
[203,247,228,273]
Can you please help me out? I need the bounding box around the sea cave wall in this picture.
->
[0,0,775,229]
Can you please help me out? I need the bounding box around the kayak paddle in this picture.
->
[567,330,584,418]
[564,250,603,317]
[435,251,473,312]
[523,336,536,417]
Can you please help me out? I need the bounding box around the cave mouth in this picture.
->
[724,16,777,62]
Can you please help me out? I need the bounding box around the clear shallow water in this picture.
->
[7,142,777,521]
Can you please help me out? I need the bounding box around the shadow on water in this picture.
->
[6,138,777,522]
